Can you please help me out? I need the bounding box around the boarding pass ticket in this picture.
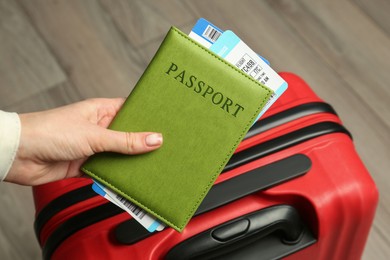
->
[189,18,287,121]
[92,181,165,232]
[189,18,270,65]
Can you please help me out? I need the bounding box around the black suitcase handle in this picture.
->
[114,154,311,244]
[165,205,316,260]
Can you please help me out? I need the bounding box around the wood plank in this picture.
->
[267,0,390,129]
[186,1,389,259]
[364,224,390,260]
[17,0,145,99]
[353,0,390,36]
[3,81,82,113]
[0,183,40,260]
[99,0,195,48]
[0,0,66,107]
[0,0,387,258]
[136,24,194,68]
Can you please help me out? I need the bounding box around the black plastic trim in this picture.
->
[224,121,350,172]
[42,155,311,259]
[244,102,337,139]
[42,202,123,260]
[34,184,96,244]
[41,121,349,259]
[34,102,336,243]
[195,154,311,215]
[114,154,311,245]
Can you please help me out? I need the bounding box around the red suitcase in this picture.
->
[33,72,378,260]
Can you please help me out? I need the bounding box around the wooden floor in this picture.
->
[0,0,389,259]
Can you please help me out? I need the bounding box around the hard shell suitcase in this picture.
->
[33,72,378,260]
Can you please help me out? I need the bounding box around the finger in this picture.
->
[67,159,88,178]
[81,98,126,124]
[97,97,126,114]
[92,130,163,155]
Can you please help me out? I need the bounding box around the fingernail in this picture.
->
[145,133,163,147]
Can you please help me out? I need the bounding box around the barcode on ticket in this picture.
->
[202,25,222,43]
[116,194,146,219]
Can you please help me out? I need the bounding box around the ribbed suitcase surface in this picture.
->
[33,73,378,260]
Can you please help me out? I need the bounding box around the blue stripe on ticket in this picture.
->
[92,182,106,196]
[92,181,164,233]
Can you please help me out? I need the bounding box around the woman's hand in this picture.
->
[5,98,163,185]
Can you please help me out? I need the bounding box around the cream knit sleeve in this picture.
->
[0,110,21,181]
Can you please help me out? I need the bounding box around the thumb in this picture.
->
[92,130,163,155]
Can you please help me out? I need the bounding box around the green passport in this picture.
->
[81,27,272,232]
